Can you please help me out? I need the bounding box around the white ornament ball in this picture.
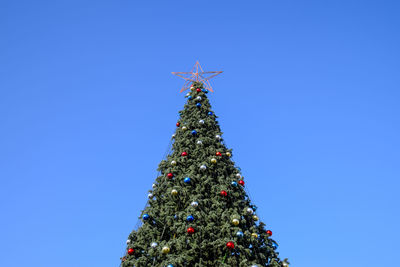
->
[235,173,241,179]
[196,140,203,145]
[152,183,156,188]
[182,126,188,131]
[199,119,205,124]
[200,164,207,170]
[172,134,176,139]
[186,92,190,97]
[215,134,221,140]
[148,193,154,198]
[151,242,158,248]
[171,189,178,196]
[196,96,202,101]
[126,239,131,244]
[191,201,199,207]
[171,160,177,166]
[251,265,258,267]
[246,208,254,215]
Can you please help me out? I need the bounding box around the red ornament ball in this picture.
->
[196,88,201,92]
[181,151,188,157]
[226,241,235,249]
[216,152,222,157]
[238,180,245,186]
[176,122,180,127]
[127,248,135,255]
[167,173,174,179]
[187,227,195,235]
[266,230,273,236]
[220,190,228,197]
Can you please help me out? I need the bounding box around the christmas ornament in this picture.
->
[184,177,191,184]
[174,214,178,220]
[186,92,190,97]
[231,181,238,187]
[181,151,188,157]
[252,215,259,221]
[195,96,202,101]
[200,164,207,170]
[196,103,201,107]
[282,263,289,267]
[232,219,240,226]
[127,248,135,255]
[167,265,174,267]
[182,126,188,131]
[251,265,258,267]
[199,119,205,124]
[220,190,228,197]
[236,231,244,237]
[191,130,197,135]
[148,193,153,198]
[196,140,203,145]
[142,214,150,221]
[235,173,241,179]
[186,215,194,222]
[210,158,217,164]
[238,180,245,186]
[188,95,192,100]
[215,134,221,140]
[167,173,174,179]
[208,111,213,116]
[226,241,235,250]
[266,230,272,236]
[216,152,222,156]
[126,239,131,244]
[226,152,231,157]
[272,241,278,250]
[162,246,170,254]
[251,233,258,238]
[176,122,180,127]
[152,183,156,188]
[171,61,222,92]
[172,134,176,139]
[171,160,177,166]
[246,208,254,215]
[187,227,195,234]
[202,89,208,93]
[151,242,158,248]
[196,88,201,92]
[171,189,178,196]
[190,201,199,207]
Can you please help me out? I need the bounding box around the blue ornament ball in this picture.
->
[186,215,195,222]
[196,103,201,107]
[167,265,174,267]
[272,241,278,250]
[191,130,197,135]
[231,181,238,187]
[174,214,178,220]
[236,231,244,237]
[208,111,213,116]
[188,96,192,100]
[142,214,150,221]
[184,177,191,184]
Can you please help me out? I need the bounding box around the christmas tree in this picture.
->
[121,63,289,267]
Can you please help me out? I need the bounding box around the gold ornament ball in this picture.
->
[232,219,240,226]
[171,160,177,166]
[171,189,178,196]
[182,126,188,131]
[252,215,259,221]
[162,246,170,254]
[210,158,217,164]
[251,233,258,238]
[226,152,231,157]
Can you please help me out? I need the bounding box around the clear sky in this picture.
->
[1,1,399,266]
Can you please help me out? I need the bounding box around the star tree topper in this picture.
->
[172,61,223,92]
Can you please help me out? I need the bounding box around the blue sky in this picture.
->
[1,1,399,266]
